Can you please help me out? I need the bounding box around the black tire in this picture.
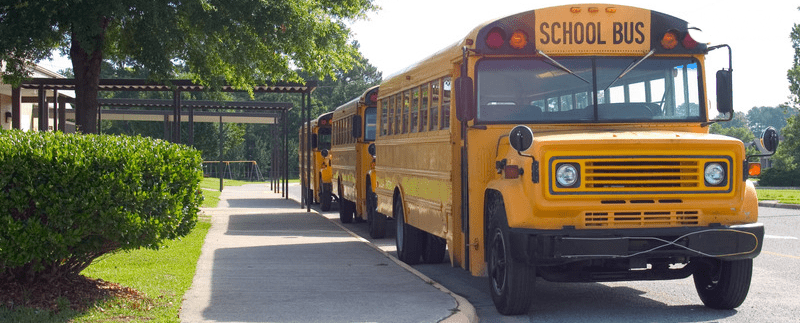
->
[320,185,332,212]
[422,233,447,264]
[487,196,535,315]
[307,188,316,204]
[338,182,353,223]
[693,258,753,309]
[395,195,424,265]
[367,185,386,239]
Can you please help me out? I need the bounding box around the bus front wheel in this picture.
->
[395,196,423,264]
[320,183,332,211]
[487,196,534,315]
[693,258,753,309]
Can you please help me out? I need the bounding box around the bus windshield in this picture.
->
[318,127,331,150]
[365,107,377,141]
[476,57,703,123]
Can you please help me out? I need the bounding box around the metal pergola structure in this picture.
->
[10,78,318,210]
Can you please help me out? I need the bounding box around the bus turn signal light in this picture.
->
[661,31,679,50]
[510,30,528,49]
[748,162,762,177]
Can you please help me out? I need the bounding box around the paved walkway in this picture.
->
[180,183,464,322]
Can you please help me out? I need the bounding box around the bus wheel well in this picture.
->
[484,189,504,252]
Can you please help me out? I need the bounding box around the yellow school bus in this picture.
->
[299,112,334,211]
[374,4,779,315]
[330,86,386,237]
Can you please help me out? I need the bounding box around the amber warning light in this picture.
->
[748,163,762,177]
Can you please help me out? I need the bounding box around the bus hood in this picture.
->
[528,130,744,151]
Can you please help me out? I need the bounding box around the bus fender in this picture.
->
[367,169,377,191]
[390,185,406,222]
[742,180,759,222]
[320,157,333,184]
[485,179,533,229]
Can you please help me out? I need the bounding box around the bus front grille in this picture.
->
[584,210,700,228]
[584,160,701,189]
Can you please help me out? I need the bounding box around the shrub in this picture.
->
[758,166,800,187]
[0,130,203,282]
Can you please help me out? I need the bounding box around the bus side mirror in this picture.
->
[311,134,318,149]
[509,125,534,153]
[368,143,376,157]
[321,149,329,158]
[762,126,779,153]
[716,69,733,116]
[455,76,475,122]
[352,115,362,138]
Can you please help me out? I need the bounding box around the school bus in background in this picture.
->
[299,111,334,211]
[330,86,387,237]
[373,4,779,315]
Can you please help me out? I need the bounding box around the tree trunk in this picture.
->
[70,18,108,134]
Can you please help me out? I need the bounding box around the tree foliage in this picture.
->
[746,106,797,136]
[0,0,377,133]
[760,10,800,186]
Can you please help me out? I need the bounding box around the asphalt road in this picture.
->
[287,184,800,322]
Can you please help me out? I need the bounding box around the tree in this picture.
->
[761,8,800,186]
[746,106,798,137]
[713,111,748,130]
[709,124,757,156]
[0,0,376,133]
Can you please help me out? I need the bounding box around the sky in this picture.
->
[41,1,799,113]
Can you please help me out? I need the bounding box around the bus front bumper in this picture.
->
[509,223,764,266]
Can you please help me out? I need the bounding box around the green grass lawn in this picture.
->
[0,219,212,323]
[757,189,800,204]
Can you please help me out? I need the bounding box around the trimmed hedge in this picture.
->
[0,130,203,282]
[758,167,800,187]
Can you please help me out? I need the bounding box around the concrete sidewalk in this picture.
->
[180,183,463,322]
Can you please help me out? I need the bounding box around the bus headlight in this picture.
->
[556,163,580,188]
[704,163,726,186]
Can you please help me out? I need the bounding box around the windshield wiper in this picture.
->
[604,49,655,90]
[537,50,590,84]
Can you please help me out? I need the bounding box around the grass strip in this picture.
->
[757,189,800,205]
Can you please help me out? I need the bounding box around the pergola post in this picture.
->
[173,90,181,143]
[283,109,289,199]
[52,90,58,131]
[38,84,47,131]
[11,86,21,129]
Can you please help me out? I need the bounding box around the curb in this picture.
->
[325,216,478,323]
[288,193,478,323]
[758,201,800,210]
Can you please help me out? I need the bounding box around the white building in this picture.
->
[1,61,74,131]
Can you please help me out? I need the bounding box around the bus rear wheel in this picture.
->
[395,196,423,264]
[367,185,386,238]
[693,258,753,309]
[338,183,353,223]
[422,233,446,264]
[487,196,534,315]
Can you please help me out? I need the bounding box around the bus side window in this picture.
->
[442,77,451,130]
[411,87,419,133]
[394,93,401,135]
[430,80,440,131]
[379,99,389,137]
[402,90,410,134]
[421,84,429,132]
